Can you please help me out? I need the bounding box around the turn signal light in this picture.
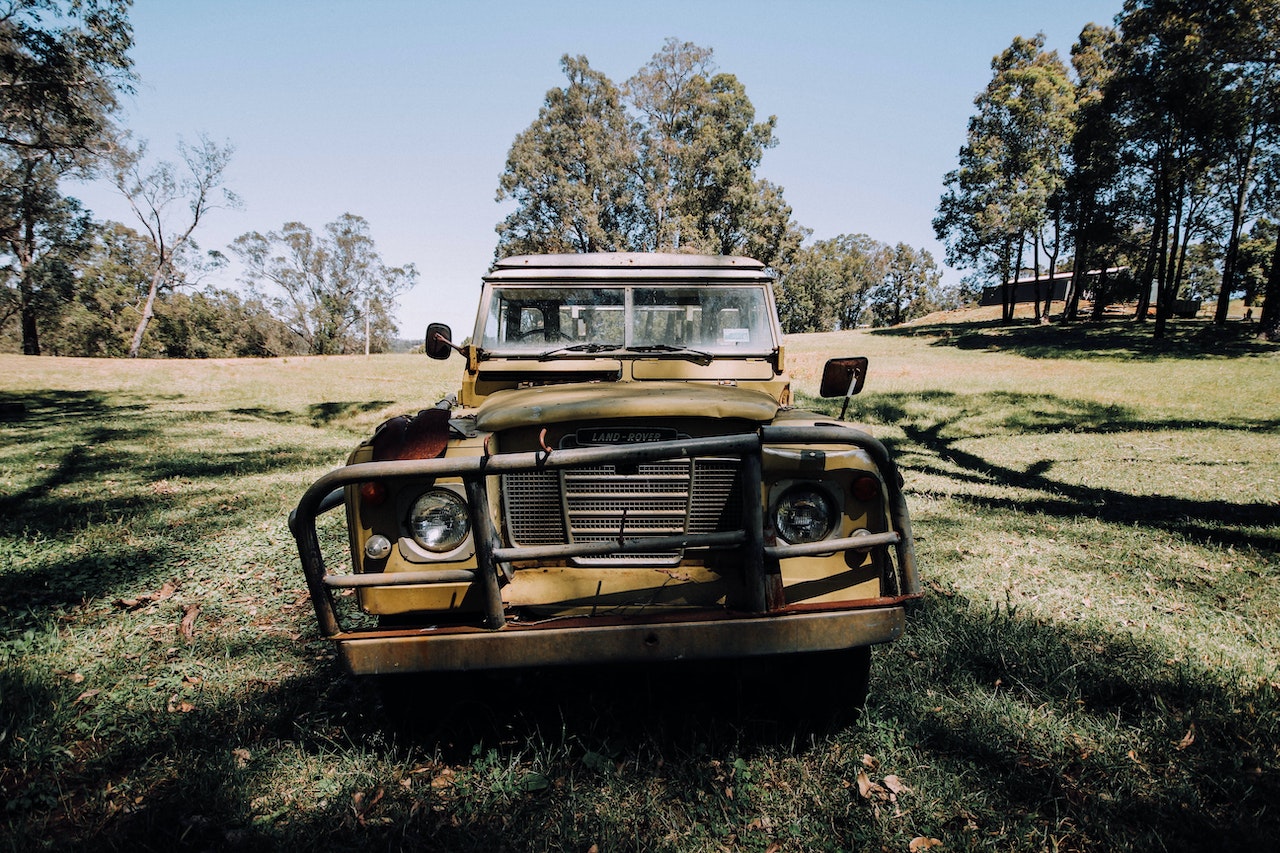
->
[360,481,388,506]
[851,474,881,503]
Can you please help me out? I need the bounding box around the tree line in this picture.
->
[934,0,1280,340]
[495,39,955,332]
[9,1,1278,357]
[1,0,414,357]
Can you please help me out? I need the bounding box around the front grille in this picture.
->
[502,458,743,566]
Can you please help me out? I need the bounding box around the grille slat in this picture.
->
[502,456,742,566]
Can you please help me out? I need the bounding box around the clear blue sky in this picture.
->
[70,0,1122,339]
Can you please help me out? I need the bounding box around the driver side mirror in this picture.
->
[425,323,453,360]
[819,356,869,421]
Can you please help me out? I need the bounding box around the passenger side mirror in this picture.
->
[819,356,869,421]
[425,323,454,360]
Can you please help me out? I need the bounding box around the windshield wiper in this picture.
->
[625,344,714,366]
[537,343,624,360]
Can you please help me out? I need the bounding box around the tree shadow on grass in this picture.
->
[0,390,351,624]
[871,316,1278,361]
[229,400,395,427]
[811,389,1280,554]
[17,593,1276,853]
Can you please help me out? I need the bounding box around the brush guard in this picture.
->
[289,426,920,672]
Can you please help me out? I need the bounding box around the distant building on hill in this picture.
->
[979,268,1123,307]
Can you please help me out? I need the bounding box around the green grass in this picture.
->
[1,317,1277,852]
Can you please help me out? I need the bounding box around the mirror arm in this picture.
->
[838,375,858,421]
[432,332,468,357]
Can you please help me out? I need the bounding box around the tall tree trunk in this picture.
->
[1091,267,1111,319]
[1136,162,1168,324]
[1154,191,1182,340]
[1216,125,1258,326]
[1259,233,1280,341]
[20,283,41,356]
[17,205,39,355]
[1066,234,1088,322]
[1044,208,1061,320]
[1003,232,1025,324]
[1135,217,1160,323]
[128,267,165,358]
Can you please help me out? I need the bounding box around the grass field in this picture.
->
[1,316,1277,852]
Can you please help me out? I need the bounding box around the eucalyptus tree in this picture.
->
[774,234,884,333]
[108,133,238,357]
[624,38,804,266]
[233,214,416,356]
[0,162,92,352]
[1206,0,1280,325]
[495,55,643,257]
[867,243,942,327]
[934,34,1076,323]
[1108,0,1245,337]
[1254,155,1280,339]
[1063,21,1125,320]
[495,41,802,267]
[0,0,133,354]
[47,219,153,356]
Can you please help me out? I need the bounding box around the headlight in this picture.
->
[774,485,835,544]
[408,489,471,553]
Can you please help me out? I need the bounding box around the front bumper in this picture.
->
[335,605,907,674]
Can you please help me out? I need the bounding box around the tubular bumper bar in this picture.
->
[290,427,920,654]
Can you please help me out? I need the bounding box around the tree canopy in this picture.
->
[496,39,806,269]
[0,0,133,354]
[937,0,1280,340]
[934,34,1076,322]
[774,234,945,333]
[232,214,417,356]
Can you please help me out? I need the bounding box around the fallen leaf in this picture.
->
[909,838,944,851]
[352,788,384,824]
[114,583,177,611]
[1176,723,1196,750]
[75,689,101,704]
[167,694,196,713]
[855,771,890,802]
[179,604,201,642]
[883,774,908,795]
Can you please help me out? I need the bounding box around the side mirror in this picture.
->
[819,356,869,421]
[425,323,453,360]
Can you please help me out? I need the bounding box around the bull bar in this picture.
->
[289,426,920,673]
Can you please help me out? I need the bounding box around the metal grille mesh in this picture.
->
[502,458,742,566]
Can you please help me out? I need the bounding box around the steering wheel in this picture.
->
[513,327,573,341]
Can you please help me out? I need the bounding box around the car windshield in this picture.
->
[479,285,777,356]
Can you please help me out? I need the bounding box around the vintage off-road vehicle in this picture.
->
[290,253,919,689]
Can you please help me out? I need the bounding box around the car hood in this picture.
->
[473,381,781,432]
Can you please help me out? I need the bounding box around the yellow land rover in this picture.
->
[290,253,919,694]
